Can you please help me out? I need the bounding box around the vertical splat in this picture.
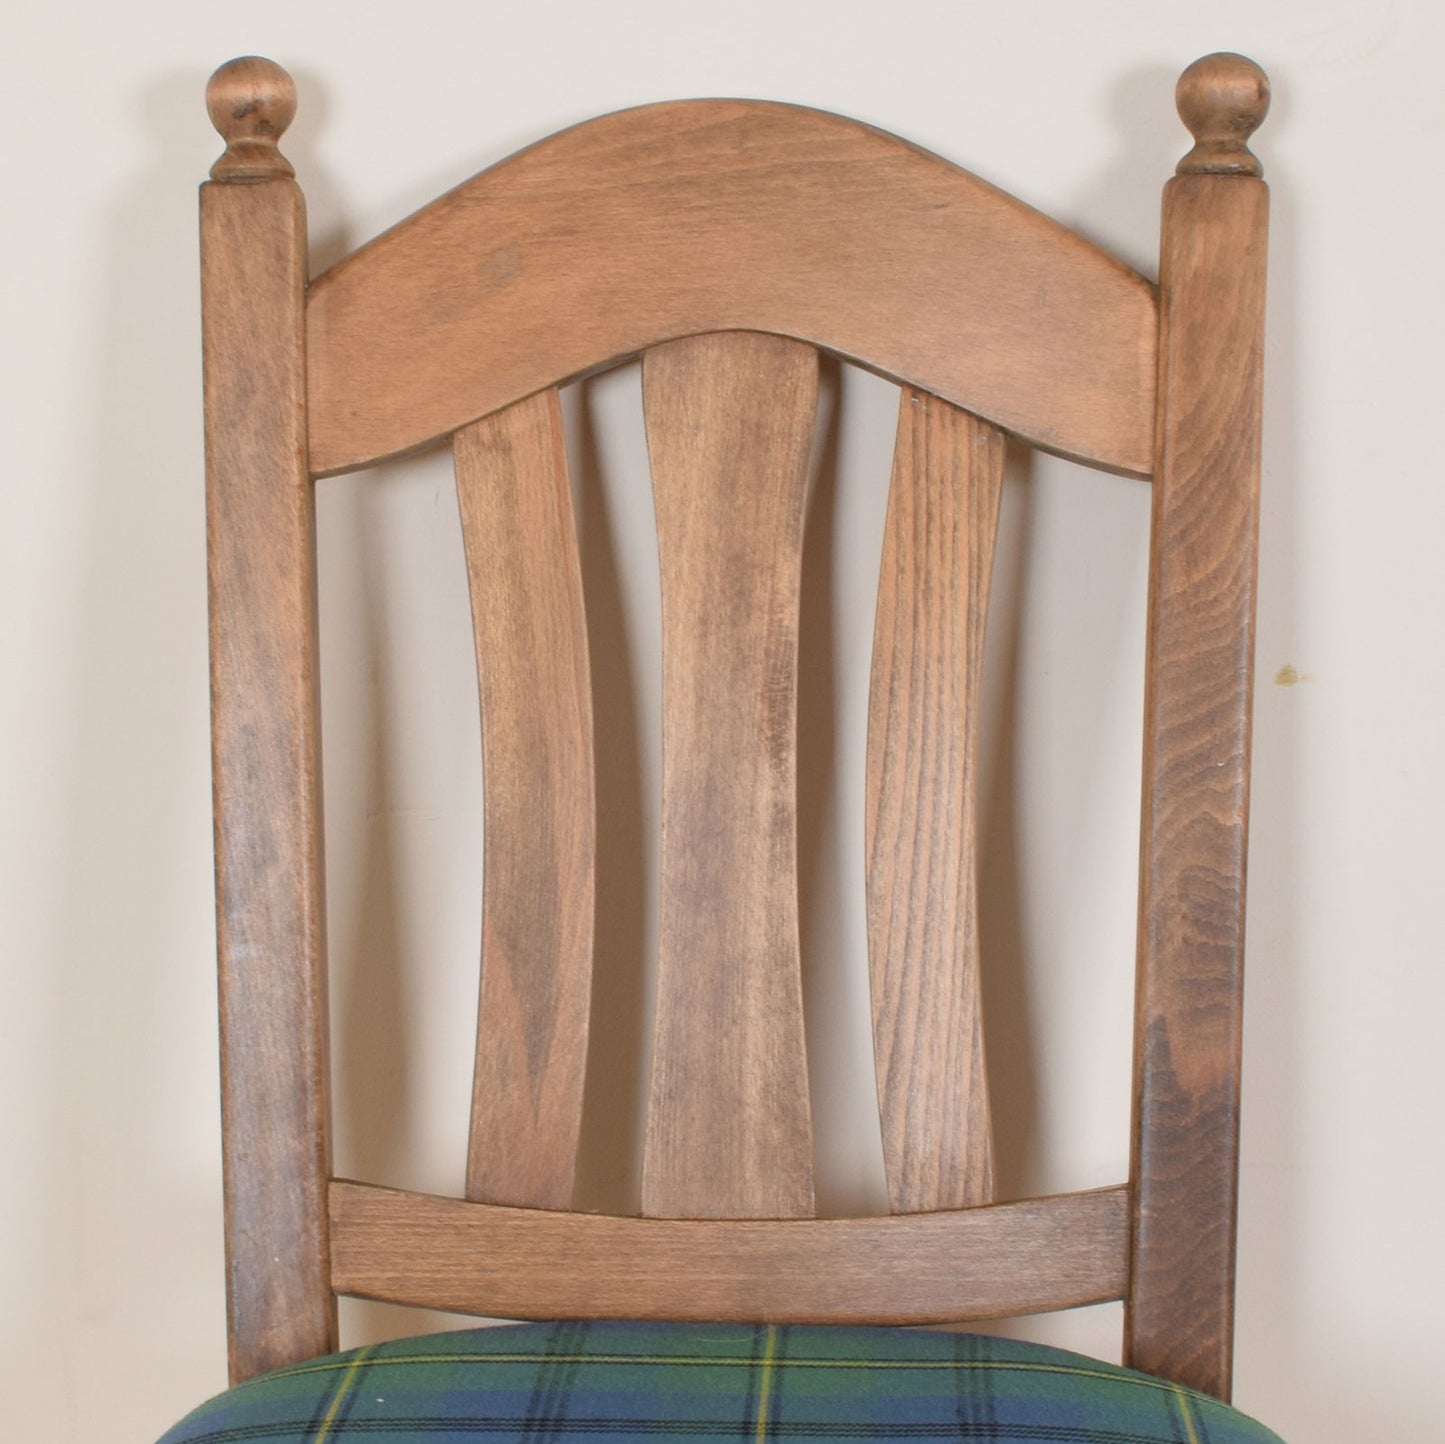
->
[640,332,819,1220]
[867,390,1003,1214]
[454,389,595,1210]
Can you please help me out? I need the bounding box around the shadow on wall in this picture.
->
[1221,62,1314,1434]
[571,371,654,1216]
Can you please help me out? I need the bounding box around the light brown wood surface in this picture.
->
[206,54,296,182]
[641,333,818,1220]
[201,54,1272,1404]
[454,390,595,1210]
[1174,52,1270,177]
[867,392,1002,1214]
[1125,56,1269,1401]
[201,58,335,1384]
[330,1180,1129,1322]
[305,101,1157,478]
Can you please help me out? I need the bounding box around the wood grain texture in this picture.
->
[1125,172,1268,1400]
[867,393,1003,1214]
[640,333,818,1220]
[201,170,336,1382]
[454,390,595,1210]
[330,1180,1129,1322]
[305,101,1157,478]
[200,55,1275,1396]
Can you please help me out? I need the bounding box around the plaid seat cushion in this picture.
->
[157,1320,1285,1443]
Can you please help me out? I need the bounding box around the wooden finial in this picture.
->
[1175,53,1269,177]
[207,57,297,181]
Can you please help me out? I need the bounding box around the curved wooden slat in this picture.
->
[454,390,595,1210]
[641,333,817,1220]
[330,1180,1129,1322]
[867,393,1003,1214]
[306,101,1157,478]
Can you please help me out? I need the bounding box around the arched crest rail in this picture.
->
[306,100,1158,477]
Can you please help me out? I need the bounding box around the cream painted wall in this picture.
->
[5,2,1442,1440]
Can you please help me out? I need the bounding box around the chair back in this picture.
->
[200,53,1268,1399]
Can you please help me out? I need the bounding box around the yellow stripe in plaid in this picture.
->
[308,1345,371,1443]
[1174,1383,1203,1444]
[753,1325,778,1443]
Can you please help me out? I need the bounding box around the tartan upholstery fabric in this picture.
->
[157,1320,1284,1443]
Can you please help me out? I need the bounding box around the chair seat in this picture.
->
[158,1320,1283,1442]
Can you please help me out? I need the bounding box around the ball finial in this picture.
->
[1175,53,1269,177]
[206,57,297,181]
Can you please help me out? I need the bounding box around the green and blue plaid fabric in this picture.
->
[158,1320,1284,1443]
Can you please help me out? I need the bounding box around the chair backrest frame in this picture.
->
[199,53,1268,1400]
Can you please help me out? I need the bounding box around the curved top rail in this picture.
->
[306,100,1157,477]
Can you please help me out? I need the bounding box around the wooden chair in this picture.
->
[167,52,1280,1442]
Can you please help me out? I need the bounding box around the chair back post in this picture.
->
[201,56,336,1384]
[1127,53,1270,1399]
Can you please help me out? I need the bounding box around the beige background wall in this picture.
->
[5,2,1442,1440]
